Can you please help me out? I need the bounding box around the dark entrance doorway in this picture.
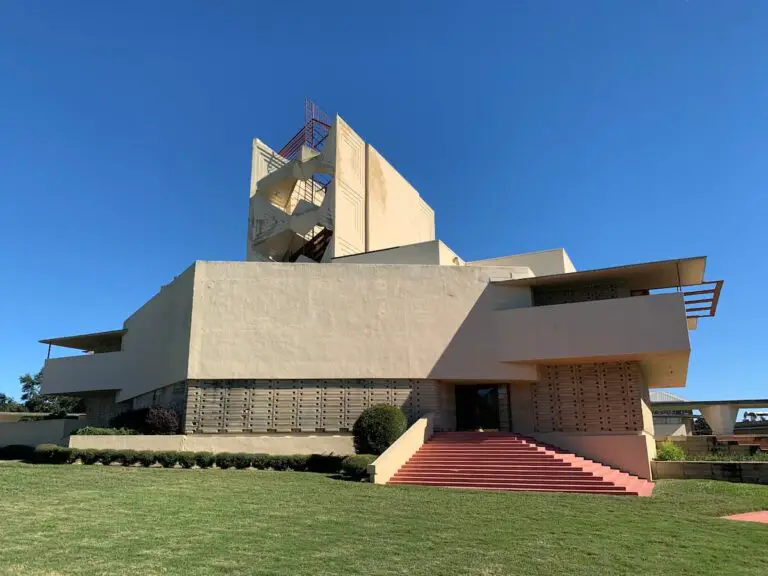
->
[455,385,500,431]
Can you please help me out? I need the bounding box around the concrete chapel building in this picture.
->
[40,102,722,492]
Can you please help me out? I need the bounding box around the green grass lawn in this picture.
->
[1,462,767,576]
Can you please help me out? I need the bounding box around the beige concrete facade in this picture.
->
[38,111,721,480]
[0,419,83,447]
[68,433,354,455]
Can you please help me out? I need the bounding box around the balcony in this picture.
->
[41,351,125,395]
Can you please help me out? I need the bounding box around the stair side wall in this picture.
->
[522,361,654,479]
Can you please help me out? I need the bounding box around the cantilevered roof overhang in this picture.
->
[492,256,708,291]
[40,329,125,352]
[492,256,723,328]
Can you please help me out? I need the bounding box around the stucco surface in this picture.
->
[188,261,538,382]
[366,144,434,252]
[468,248,575,277]
[369,414,433,484]
[0,419,83,447]
[68,433,354,455]
[533,431,654,479]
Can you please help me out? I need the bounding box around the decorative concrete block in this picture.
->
[652,461,684,479]
[683,462,713,480]
[711,463,742,482]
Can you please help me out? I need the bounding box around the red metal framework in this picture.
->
[682,280,723,318]
[278,98,332,161]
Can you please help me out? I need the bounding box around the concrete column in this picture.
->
[699,405,740,435]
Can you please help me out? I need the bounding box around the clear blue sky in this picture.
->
[1,1,766,401]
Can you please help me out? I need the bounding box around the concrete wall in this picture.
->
[533,431,654,479]
[41,351,125,395]
[468,248,575,277]
[332,117,367,257]
[654,420,690,437]
[331,240,461,266]
[366,144,434,252]
[41,266,196,403]
[68,433,354,455]
[332,240,442,265]
[369,414,433,484]
[188,261,538,382]
[0,419,83,447]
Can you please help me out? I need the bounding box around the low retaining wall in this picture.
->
[68,434,354,455]
[369,413,434,484]
[0,419,83,447]
[532,431,654,480]
[652,461,768,484]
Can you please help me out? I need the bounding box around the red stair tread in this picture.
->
[386,432,654,497]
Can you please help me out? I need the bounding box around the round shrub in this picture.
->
[78,449,102,465]
[352,405,407,455]
[193,452,215,469]
[306,454,344,474]
[33,444,71,464]
[341,454,376,479]
[0,444,35,461]
[98,450,122,465]
[119,450,139,466]
[250,453,270,470]
[215,452,237,469]
[233,453,252,470]
[177,452,197,469]
[155,451,180,468]
[136,451,156,467]
[656,441,686,461]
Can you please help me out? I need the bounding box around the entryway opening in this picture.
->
[455,385,500,431]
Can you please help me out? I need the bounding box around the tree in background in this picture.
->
[692,416,712,436]
[0,393,25,412]
[19,370,84,414]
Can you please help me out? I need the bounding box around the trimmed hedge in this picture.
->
[72,427,138,436]
[19,446,355,475]
[352,405,407,455]
[341,454,377,479]
[0,444,36,461]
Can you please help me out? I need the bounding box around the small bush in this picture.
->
[656,441,686,461]
[176,452,196,469]
[98,449,122,465]
[341,454,376,479]
[119,450,139,466]
[306,454,344,473]
[193,452,215,468]
[215,452,237,469]
[72,427,138,436]
[33,444,72,464]
[136,451,156,467]
[233,453,252,470]
[78,449,102,465]
[250,453,271,469]
[155,451,180,468]
[109,407,180,435]
[0,444,35,461]
[353,405,407,455]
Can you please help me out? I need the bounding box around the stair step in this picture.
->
[384,432,654,497]
[399,467,599,477]
[389,479,633,492]
[393,474,609,483]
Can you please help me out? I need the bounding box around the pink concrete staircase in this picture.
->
[388,432,654,496]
